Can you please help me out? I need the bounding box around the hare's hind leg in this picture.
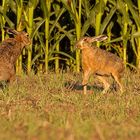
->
[112,73,123,92]
[0,70,11,89]
[96,76,110,93]
[9,75,16,85]
[0,71,10,82]
[9,71,16,85]
[7,67,16,85]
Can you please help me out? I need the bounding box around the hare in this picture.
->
[0,27,31,84]
[75,35,125,94]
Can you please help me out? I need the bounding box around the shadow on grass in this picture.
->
[0,81,9,91]
[64,81,104,92]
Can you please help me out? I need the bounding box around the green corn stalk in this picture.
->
[15,0,23,75]
[0,0,15,40]
[45,0,51,73]
[95,0,108,34]
[1,0,6,41]
[75,0,82,72]
[0,0,16,40]
[29,16,47,73]
[0,0,16,43]
[27,1,34,74]
[122,8,128,67]
[124,0,140,68]
[41,0,70,73]
[24,0,38,73]
[48,9,74,71]
[95,0,102,36]
[117,0,129,66]
[54,37,60,74]
[61,0,82,72]
[53,2,60,73]
[70,0,82,72]
[122,26,128,66]
[131,25,138,66]
[16,0,23,29]
[95,0,107,46]
[41,0,51,73]
[81,0,116,37]
[137,0,140,68]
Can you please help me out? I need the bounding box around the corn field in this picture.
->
[0,0,140,74]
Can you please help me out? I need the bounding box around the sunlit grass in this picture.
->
[0,70,140,140]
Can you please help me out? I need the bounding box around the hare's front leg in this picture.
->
[82,70,91,95]
[8,67,16,85]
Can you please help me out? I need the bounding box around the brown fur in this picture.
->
[0,27,31,83]
[75,35,125,94]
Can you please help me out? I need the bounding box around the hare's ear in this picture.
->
[90,35,108,42]
[3,27,19,35]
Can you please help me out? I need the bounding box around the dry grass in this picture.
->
[0,70,140,140]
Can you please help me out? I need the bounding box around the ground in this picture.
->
[0,70,140,140]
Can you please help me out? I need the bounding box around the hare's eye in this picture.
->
[83,38,87,41]
[25,33,29,36]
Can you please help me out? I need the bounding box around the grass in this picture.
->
[0,70,140,140]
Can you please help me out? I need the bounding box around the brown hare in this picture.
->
[75,35,125,94]
[0,27,31,84]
